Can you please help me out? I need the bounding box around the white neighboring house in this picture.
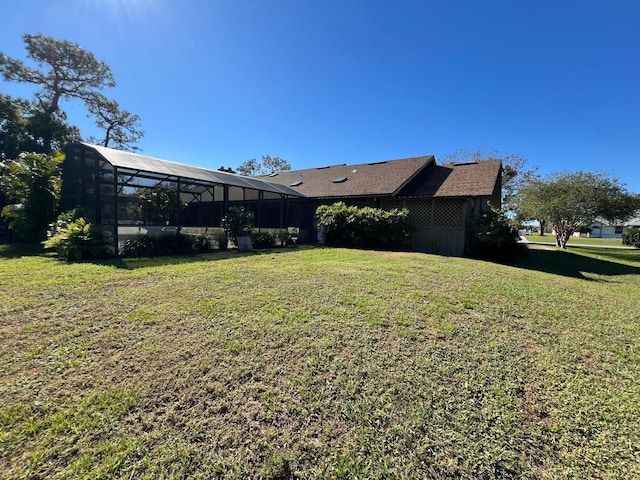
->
[586,213,640,238]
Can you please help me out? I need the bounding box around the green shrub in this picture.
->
[315,202,412,250]
[135,185,183,224]
[275,230,293,247]
[213,231,228,251]
[121,232,195,257]
[221,206,254,245]
[250,231,276,249]
[121,234,159,258]
[315,202,358,246]
[194,230,215,253]
[43,210,111,261]
[1,152,63,242]
[622,227,640,248]
[467,207,520,260]
[353,206,413,249]
[156,232,195,255]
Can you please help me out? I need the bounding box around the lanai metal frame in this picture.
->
[61,143,305,254]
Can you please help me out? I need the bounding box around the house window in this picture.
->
[614,226,623,235]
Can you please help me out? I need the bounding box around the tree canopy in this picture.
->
[517,171,639,248]
[0,94,81,159]
[439,147,535,216]
[0,151,64,241]
[0,33,145,241]
[0,33,142,153]
[0,94,28,160]
[85,93,144,151]
[0,34,115,114]
[237,155,291,176]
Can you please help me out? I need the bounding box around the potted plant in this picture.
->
[221,206,254,251]
[275,229,292,247]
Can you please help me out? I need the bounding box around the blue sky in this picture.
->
[2,0,639,192]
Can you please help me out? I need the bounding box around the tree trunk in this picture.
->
[41,98,61,154]
[555,230,570,249]
[103,127,112,147]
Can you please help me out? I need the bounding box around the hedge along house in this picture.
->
[265,156,502,256]
[60,143,502,256]
[60,143,305,253]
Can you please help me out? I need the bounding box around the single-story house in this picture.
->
[60,143,502,256]
[263,156,502,255]
[586,214,640,238]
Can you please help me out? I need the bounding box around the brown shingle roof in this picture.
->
[400,159,502,198]
[267,156,501,200]
[266,155,435,198]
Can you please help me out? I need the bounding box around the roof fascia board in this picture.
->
[311,193,394,200]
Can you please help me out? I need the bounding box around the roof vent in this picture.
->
[452,161,478,166]
[368,161,387,165]
[332,177,347,183]
[316,163,347,169]
[289,180,303,187]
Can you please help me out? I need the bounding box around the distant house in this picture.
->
[588,214,640,238]
[60,143,502,256]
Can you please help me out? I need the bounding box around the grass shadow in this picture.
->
[95,246,309,270]
[1,241,312,268]
[512,245,640,280]
[0,242,50,259]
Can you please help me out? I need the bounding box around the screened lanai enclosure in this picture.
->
[60,143,307,253]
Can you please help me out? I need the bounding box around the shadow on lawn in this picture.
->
[513,245,640,280]
[0,242,48,259]
[0,241,311,268]
[102,246,306,270]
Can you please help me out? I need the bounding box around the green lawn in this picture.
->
[525,234,628,247]
[1,244,639,479]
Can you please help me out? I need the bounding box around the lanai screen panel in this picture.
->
[89,144,300,197]
[62,143,305,232]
